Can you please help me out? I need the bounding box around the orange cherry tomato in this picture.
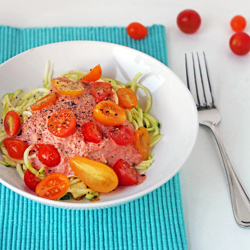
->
[4,110,21,136]
[69,156,118,193]
[135,126,150,161]
[51,77,84,96]
[230,15,247,32]
[4,138,28,160]
[48,109,76,137]
[30,92,57,111]
[35,173,70,200]
[81,64,102,82]
[93,100,126,126]
[117,88,138,109]
[126,22,147,39]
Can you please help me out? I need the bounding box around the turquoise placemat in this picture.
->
[0,25,187,250]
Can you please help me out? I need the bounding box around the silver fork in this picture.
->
[185,52,250,228]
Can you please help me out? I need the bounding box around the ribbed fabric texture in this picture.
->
[0,25,187,250]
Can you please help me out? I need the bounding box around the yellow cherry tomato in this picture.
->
[135,126,150,160]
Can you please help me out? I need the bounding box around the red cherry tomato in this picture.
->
[91,82,113,102]
[113,159,139,186]
[177,9,201,34]
[82,121,103,143]
[109,125,135,145]
[3,138,28,160]
[126,22,147,39]
[48,109,76,137]
[24,169,41,191]
[230,15,247,32]
[4,110,21,137]
[37,144,61,167]
[229,32,250,56]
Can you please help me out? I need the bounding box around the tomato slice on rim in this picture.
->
[117,88,138,109]
[93,100,126,126]
[109,125,135,145]
[3,138,28,160]
[69,156,118,193]
[47,109,76,137]
[24,169,41,191]
[35,173,70,200]
[91,81,113,102]
[135,126,150,161]
[51,77,84,96]
[37,144,61,167]
[82,121,103,143]
[30,92,57,111]
[81,64,102,82]
[4,110,21,137]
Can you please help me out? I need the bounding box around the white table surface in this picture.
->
[1,0,250,249]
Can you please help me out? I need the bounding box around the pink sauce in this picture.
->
[17,80,142,176]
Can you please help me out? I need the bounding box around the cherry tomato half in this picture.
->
[24,169,41,191]
[177,9,201,34]
[81,64,102,82]
[48,109,76,138]
[30,93,57,111]
[3,138,28,160]
[35,173,70,200]
[93,100,126,126]
[69,156,118,192]
[4,110,21,137]
[135,126,150,161]
[91,82,113,102]
[51,77,84,97]
[82,121,103,143]
[229,32,250,56]
[126,22,147,39]
[109,125,135,145]
[230,15,247,32]
[37,144,61,167]
[117,88,138,109]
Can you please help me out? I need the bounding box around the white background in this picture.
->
[1,0,250,249]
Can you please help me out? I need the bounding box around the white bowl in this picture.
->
[0,41,198,209]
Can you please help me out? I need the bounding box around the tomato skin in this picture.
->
[177,9,201,34]
[117,88,138,109]
[35,173,70,200]
[69,156,118,193]
[135,126,150,161]
[126,22,147,39]
[48,109,76,137]
[3,138,28,160]
[91,82,113,102]
[230,15,246,32]
[81,64,102,82]
[24,169,41,191]
[93,100,127,126]
[4,110,21,137]
[109,125,135,145]
[37,144,61,167]
[82,121,103,143]
[229,32,250,56]
[30,93,57,111]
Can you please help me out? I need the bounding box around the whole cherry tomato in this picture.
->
[81,64,102,82]
[4,110,21,137]
[37,144,61,167]
[24,169,41,191]
[4,138,28,160]
[109,125,135,145]
[229,32,250,55]
[30,93,57,111]
[126,22,147,39]
[82,121,103,143]
[230,15,247,32]
[177,9,201,34]
[91,82,112,102]
[117,88,138,109]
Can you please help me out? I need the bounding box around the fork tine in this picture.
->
[203,52,215,107]
[185,53,190,90]
[191,53,201,107]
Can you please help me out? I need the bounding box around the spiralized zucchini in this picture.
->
[0,61,164,200]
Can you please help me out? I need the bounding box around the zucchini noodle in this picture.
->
[0,61,164,201]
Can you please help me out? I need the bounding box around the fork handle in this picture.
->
[209,124,250,227]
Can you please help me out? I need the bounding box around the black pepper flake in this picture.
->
[61,99,64,101]
[76,124,80,127]
[141,174,146,177]
[71,102,76,106]
[48,116,51,119]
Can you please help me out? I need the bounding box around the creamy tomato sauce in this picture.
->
[17,80,142,175]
